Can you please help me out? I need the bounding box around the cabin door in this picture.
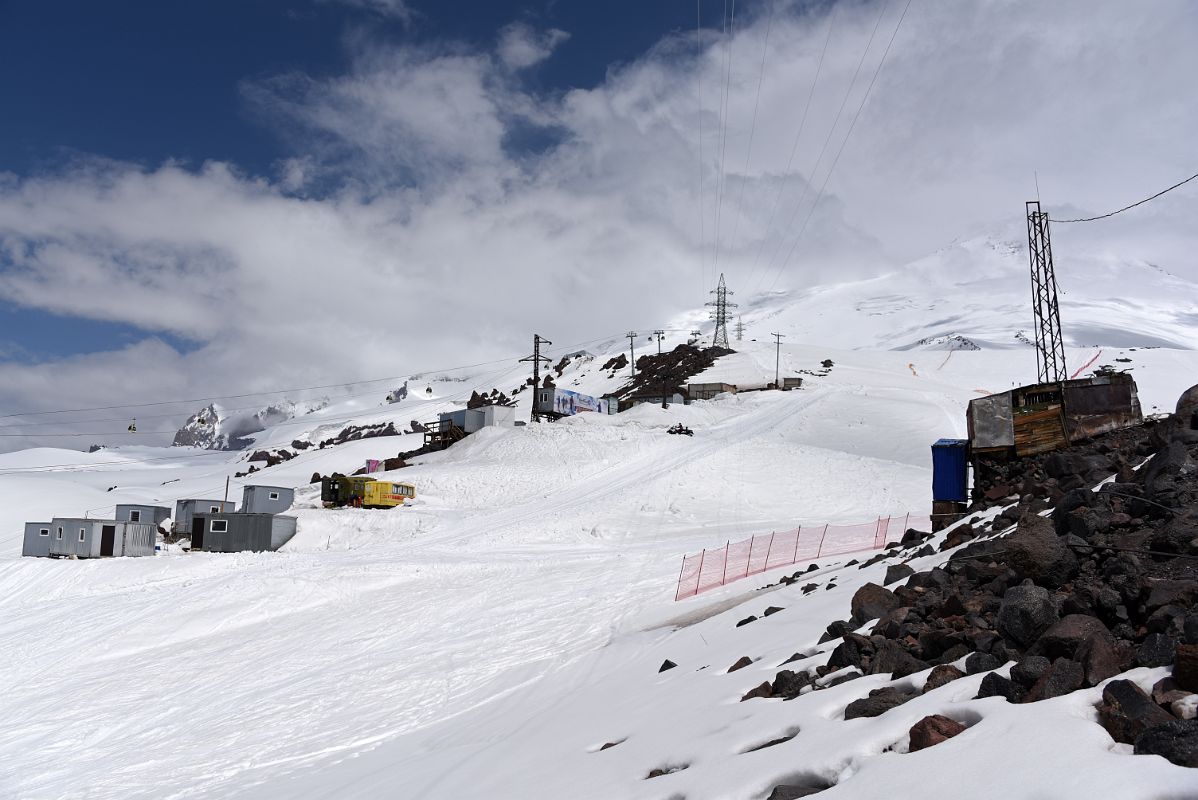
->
[100,525,117,557]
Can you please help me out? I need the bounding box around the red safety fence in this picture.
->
[674,514,927,601]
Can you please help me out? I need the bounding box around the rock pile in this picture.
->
[747,384,1198,767]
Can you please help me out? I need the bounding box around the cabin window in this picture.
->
[129,510,141,522]
[210,520,228,533]
[210,505,221,513]
[269,492,279,500]
[39,528,49,537]
[56,527,63,540]
[79,528,86,542]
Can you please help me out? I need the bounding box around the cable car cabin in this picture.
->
[321,476,416,509]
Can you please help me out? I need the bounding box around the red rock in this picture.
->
[909,714,967,751]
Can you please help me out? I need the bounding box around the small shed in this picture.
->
[931,439,969,502]
[115,504,172,527]
[47,518,157,558]
[241,485,294,515]
[191,513,298,553]
[688,382,737,401]
[174,499,236,535]
[22,522,53,558]
[782,377,804,391]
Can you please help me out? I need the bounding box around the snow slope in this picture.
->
[0,286,1195,798]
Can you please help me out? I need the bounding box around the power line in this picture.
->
[766,0,913,292]
[711,0,738,285]
[725,0,776,269]
[743,5,837,291]
[754,0,891,294]
[1051,170,1198,223]
[696,0,705,304]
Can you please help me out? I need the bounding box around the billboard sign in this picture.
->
[553,390,611,416]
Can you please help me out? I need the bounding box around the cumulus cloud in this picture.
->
[0,1,1195,449]
[497,22,570,70]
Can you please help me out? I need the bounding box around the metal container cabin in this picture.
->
[241,485,295,515]
[22,522,53,557]
[174,499,236,535]
[782,377,804,391]
[190,513,298,553]
[931,439,970,503]
[968,374,1142,459]
[47,518,157,558]
[687,382,738,401]
[115,504,172,527]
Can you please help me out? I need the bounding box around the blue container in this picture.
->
[931,438,969,502]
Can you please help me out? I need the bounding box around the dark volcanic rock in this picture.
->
[850,583,901,624]
[1009,655,1052,689]
[1137,634,1177,669]
[884,563,915,586]
[909,714,967,752]
[1031,614,1116,661]
[736,615,758,628]
[975,672,1024,703]
[728,656,753,673]
[1134,720,1198,767]
[844,686,915,719]
[772,670,814,699]
[1098,680,1175,744]
[997,583,1059,647]
[659,660,677,672]
[766,785,828,799]
[1176,643,1198,692]
[1005,514,1078,588]
[923,664,966,693]
[964,652,1002,675]
[1025,658,1084,702]
[741,681,774,702]
[869,639,930,679]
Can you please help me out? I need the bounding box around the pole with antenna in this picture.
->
[771,332,785,389]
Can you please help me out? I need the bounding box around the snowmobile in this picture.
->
[667,423,694,436]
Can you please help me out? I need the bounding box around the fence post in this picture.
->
[902,512,909,537]
[674,555,688,602]
[745,536,755,578]
[696,548,706,595]
[764,531,776,571]
[816,524,829,558]
[720,540,730,586]
[793,525,801,564]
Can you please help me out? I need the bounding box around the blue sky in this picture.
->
[0,0,714,361]
[0,0,1194,447]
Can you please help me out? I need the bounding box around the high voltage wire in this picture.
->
[725,0,776,266]
[697,0,706,304]
[752,0,892,296]
[711,0,737,285]
[1051,171,1198,223]
[766,0,914,292]
[743,4,837,291]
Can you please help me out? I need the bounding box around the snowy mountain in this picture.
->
[171,399,331,450]
[719,235,1198,352]
[1,247,1196,799]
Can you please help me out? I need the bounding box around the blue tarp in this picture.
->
[931,438,969,502]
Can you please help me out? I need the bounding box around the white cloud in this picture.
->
[320,0,413,24]
[0,1,1196,447]
[497,22,570,70]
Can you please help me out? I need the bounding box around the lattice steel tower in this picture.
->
[706,273,737,348]
[1026,201,1067,383]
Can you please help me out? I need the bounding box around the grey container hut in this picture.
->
[22,522,53,557]
[190,512,298,553]
[115,504,172,527]
[47,518,157,558]
[240,485,294,515]
[174,499,235,536]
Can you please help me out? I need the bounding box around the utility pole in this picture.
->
[519,333,552,422]
[706,273,737,349]
[626,331,638,378]
[735,316,745,342]
[771,332,785,389]
[1026,201,1067,383]
[688,329,701,346]
[653,329,665,355]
